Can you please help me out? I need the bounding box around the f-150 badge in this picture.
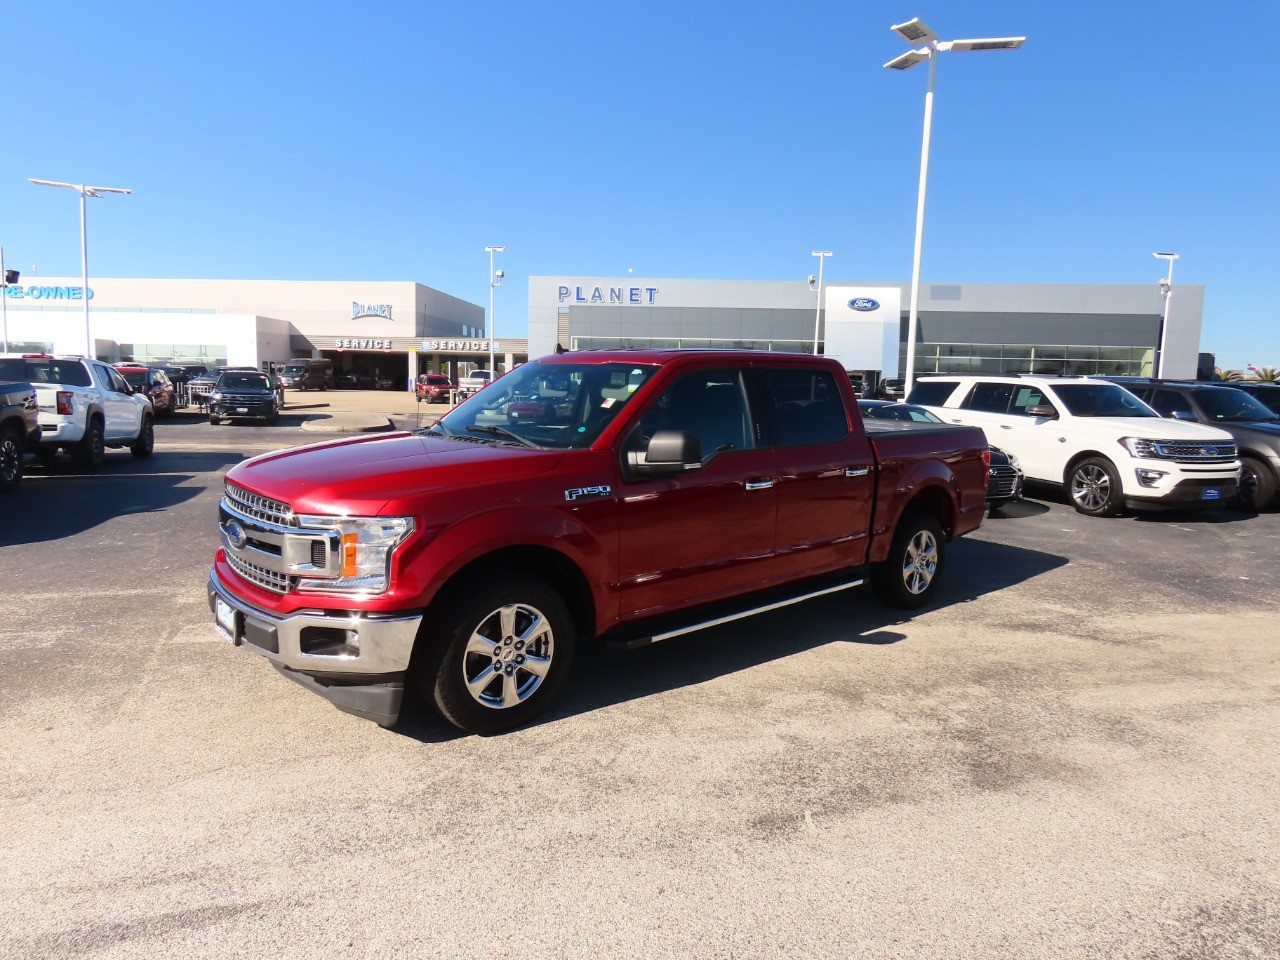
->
[565,485,612,502]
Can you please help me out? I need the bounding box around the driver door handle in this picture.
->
[744,479,776,491]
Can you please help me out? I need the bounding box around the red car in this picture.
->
[415,374,455,404]
[115,364,178,417]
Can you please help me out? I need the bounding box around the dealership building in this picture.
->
[2,274,1207,388]
[529,277,1206,382]
[0,278,528,387]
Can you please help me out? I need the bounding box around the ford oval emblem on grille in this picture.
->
[225,519,247,551]
[849,298,880,311]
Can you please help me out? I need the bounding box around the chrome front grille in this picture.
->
[225,482,296,527]
[988,464,1020,499]
[1152,440,1237,463]
[225,551,291,593]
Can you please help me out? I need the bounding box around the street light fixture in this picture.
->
[485,245,505,374]
[1154,252,1179,378]
[28,178,133,358]
[883,19,1025,394]
[811,251,832,356]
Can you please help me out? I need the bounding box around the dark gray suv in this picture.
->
[1108,378,1280,511]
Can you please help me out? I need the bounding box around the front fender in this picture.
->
[405,503,614,618]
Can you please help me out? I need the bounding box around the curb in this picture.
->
[298,414,396,434]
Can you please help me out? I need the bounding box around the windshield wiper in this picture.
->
[466,424,541,448]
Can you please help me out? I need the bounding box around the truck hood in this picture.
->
[1079,417,1236,443]
[226,431,566,515]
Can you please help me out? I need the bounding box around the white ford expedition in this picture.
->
[0,354,155,467]
[909,375,1240,517]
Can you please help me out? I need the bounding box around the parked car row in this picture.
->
[906,374,1276,516]
[858,399,1024,513]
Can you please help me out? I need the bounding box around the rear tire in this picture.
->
[418,575,576,735]
[130,417,154,458]
[1234,456,1277,512]
[0,425,23,493]
[871,509,947,609]
[1068,456,1123,517]
[72,416,106,470]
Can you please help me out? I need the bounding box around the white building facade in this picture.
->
[0,278,528,387]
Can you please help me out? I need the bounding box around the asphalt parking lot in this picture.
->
[2,402,1277,959]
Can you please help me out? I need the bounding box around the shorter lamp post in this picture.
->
[28,178,133,358]
[1154,252,1179,378]
[485,245,505,374]
[810,251,832,355]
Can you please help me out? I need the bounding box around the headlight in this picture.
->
[293,515,414,594]
[210,391,223,402]
[1119,436,1157,458]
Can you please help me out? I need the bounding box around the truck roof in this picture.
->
[537,348,846,369]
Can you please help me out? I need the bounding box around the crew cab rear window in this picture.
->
[764,368,847,446]
[20,358,92,387]
[906,380,958,405]
[962,382,1015,414]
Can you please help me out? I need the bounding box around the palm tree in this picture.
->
[1252,366,1280,382]
[1216,368,1244,381]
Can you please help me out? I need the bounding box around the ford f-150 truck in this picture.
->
[208,350,989,734]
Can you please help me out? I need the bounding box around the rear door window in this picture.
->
[962,382,1015,414]
[762,368,848,447]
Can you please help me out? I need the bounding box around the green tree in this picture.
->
[1252,366,1280,382]
[1216,368,1244,381]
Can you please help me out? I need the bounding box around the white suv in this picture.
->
[909,375,1240,517]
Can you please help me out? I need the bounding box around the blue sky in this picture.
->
[4,1,1277,369]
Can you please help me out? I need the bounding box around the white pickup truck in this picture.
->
[456,369,494,401]
[0,354,154,467]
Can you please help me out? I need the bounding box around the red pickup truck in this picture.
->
[208,350,989,734]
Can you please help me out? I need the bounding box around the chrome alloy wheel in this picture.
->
[901,529,939,596]
[1071,464,1110,512]
[461,602,555,710]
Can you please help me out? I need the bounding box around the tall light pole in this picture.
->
[485,245,505,373]
[1154,252,1179,378]
[28,179,133,359]
[810,251,833,355]
[884,19,1025,394]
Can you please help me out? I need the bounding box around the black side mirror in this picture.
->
[626,429,702,476]
[1027,404,1058,419]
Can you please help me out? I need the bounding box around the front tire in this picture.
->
[131,417,154,458]
[419,575,576,735]
[871,509,946,609]
[1234,456,1277,512]
[209,414,221,425]
[0,425,23,493]
[1068,457,1123,517]
[72,416,106,470]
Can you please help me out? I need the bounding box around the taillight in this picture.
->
[56,391,73,415]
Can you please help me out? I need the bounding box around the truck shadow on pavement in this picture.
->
[393,537,1069,740]
[2,451,242,547]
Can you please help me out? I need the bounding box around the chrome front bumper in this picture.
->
[207,566,422,676]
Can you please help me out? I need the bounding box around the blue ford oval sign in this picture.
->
[849,298,880,312]
[225,519,247,551]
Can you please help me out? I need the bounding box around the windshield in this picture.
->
[281,365,307,376]
[119,370,150,389]
[217,373,271,390]
[1051,383,1158,418]
[434,361,656,449]
[1196,388,1279,422]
